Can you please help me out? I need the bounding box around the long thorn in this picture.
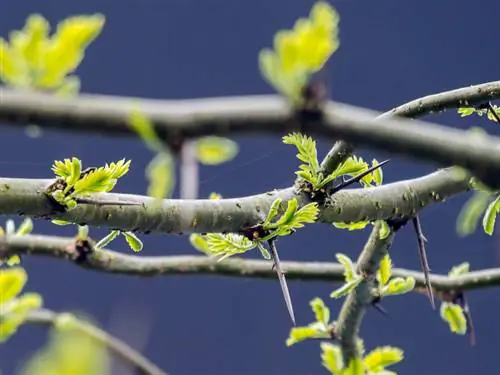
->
[456,293,476,346]
[330,159,390,194]
[412,216,435,309]
[268,240,296,326]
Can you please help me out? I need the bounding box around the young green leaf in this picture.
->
[256,243,271,260]
[457,107,476,117]
[0,292,43,343]
[195,136,238,165]
[378,221,391,239]
[330,277,362,299]
[371,159,384,186]
[95,230,120,249]
[340,357,364,375]
[381,277,415,296]
[263,198,282,227]
[122,232,143,252]
[77,225,89,240]
[335,253,357,282]
[6,255,21,266]
[67,157,82,187]
[364,346,403,373]
[456,192,490,236]
[377,253,392,287]
[146,152,175,199]
[333,221,370,231]
[129,108,164,153]
[0,268,28,304]
[448,262,470,277]
[189,234,210,253]
[321,342,344,374]
[310,297,330,325]
[205,233,256,261]
[440,302,467,335]
[482,195,500,235]
[15,218,33,236]
[286,326,325,346]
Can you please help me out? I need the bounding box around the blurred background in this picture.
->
[1,1,499,374]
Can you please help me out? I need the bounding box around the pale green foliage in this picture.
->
[440,302,467,335]
[50,157,130,208]
[320,343,403,375]
[438,262,470,336]
[330,253,363,299]
[0,13,104,94]
[202,198,318,261]
[195,136,238,165]
[376,253,415,297]
[286,297,334,346]
[0,267,43,342]
[458,105,499,123]
[283,133,383,197]
[20,316,110,375]
[0,218,34,265]
[457,191,500,236]
[259,1,339,103]
[95,229,143,253]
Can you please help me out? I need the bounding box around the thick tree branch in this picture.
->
[24,309,167,375]
[334,223,395,363]
[0,168,469,234]
[1,234,498,293]
[1,82,500,186]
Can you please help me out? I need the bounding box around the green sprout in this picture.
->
[259,1,340,103]
[0,14,104,94]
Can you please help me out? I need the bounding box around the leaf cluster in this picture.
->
[457,190,500,236]
[0,267,42,342]
[50,157,130,208]
[190,196,319,262]
[0,14,104,94]
[458,105,499,123]
[259,1,340,103]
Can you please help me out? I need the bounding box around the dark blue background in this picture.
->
[1,1,499,374]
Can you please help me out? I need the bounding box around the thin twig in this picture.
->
[412,216,435,309]
[487,102,500,123]
[25,309,167,375]
[268,239,296,326]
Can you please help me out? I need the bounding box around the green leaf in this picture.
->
[189,234,210,253]
[482,195,500,235]
[77,225,89,240]
[381,277,415,296]
[377,253,392,286]
[205,233,256,261]
[310,297,330,325]
[129,108,164,152]
[122,231,143,252]
[448,262,470,277]
[378,221,391,239]
[15,218,33,236]
[457,107,476,117]
[333,221,370,231]
[335,253,357,282]
[440,302,467,335]
[282,133,320,185]
[371,159,383,186]
[0,268,27,304]
[67,157,82,187]
[340,357,364,375]
[256,243,271,260]
[0,292,42,343]
[321,342,344,374]
[146,152,175,199]
[6,255,21,266]
[95,230,120,249]
[51,219,72,226]
[330,277,362,299]
[263,198,282,227]
[364,346,403,373]
[195,136,238,165]
[51,158,74,179]
[457,192,491,236]
[286,326,325,346]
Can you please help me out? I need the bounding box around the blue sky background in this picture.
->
[1,1,499,374]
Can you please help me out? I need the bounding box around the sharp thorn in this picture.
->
[269,240,296,326]
[412,216,435,309]
[330,159,390,194]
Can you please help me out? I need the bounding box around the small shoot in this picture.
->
[95,230,143,253]
[319,342,404,375]
[0,218,34,266]
[330,253,363,299]
[49,157,131,208]
[0,267,43,342]
[286,297,334,346]
[376,253,416,298]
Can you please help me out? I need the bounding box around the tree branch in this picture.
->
[1,234,498,293]
[25,308,167,375]
[0,168,469,234]
[1,82,499,186]
[334,223,395,363]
